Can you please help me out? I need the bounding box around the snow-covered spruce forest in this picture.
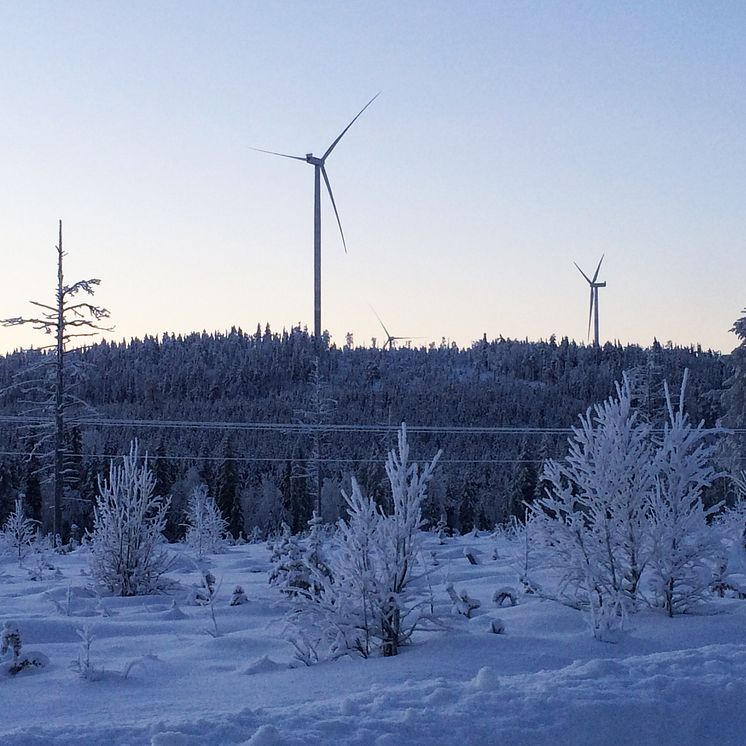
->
[0,327,737,539]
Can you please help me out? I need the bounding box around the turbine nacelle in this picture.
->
[305,154,323,166]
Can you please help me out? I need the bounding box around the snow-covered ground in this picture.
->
[2,529,746,745]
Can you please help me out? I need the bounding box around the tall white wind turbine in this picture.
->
[252,94,380,348]
[574,255,606,347]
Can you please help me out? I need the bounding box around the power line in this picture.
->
[0,449,548,465]
[0,414,743,436]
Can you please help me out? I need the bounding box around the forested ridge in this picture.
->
[0,325,735,536]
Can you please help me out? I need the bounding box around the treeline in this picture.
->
[0,325,733,537]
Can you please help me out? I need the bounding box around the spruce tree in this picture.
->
[722,307,746,496]
[216,438,242,538]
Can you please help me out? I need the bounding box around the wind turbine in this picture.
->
[574,255,606,347]
[252,93,380,348]
[371,307,422,350]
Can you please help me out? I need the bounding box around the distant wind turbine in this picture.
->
[251,93,380,347]
[574,255,606,347]
[371,307,423,350]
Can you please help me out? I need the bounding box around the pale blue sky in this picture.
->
[2,1,744,354]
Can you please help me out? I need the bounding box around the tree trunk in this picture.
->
[54,219,64,539]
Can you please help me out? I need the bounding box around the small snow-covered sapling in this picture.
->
[1,621,45,675]
[446,583,481,618]
[75,625,98,680]
[230,585,248,606]
[1,621,22,667]
[194,571,217,605]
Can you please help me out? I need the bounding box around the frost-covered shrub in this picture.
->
[74,625,98,681]
[647,373,724,616]
[183,484,227,559]
[1,621,47,676]
[268,514,332,600]
[1,622,22,666]
[376,427,441,655]
[89,440,171,596]
[284,424,441,661]
[303,511,332,598]
[534,377,655,636]
[1,498,38,565]
[268,523,311,597]
[534,372,726,635]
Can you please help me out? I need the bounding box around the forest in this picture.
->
[0,324,742,539]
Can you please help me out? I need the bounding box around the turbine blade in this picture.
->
[574,261,592,285]
[322,92,381,161]
[591,254,605,284]
[249,146,306,162]
[587,288,595,340]
[321,165,347,253]
[370,307,391,340]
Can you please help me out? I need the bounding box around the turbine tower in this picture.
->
[252,93,380,348]
[574,255,606,347]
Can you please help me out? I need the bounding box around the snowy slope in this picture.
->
[2,532,745,745]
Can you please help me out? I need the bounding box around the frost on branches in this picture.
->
[183,484,228,559]
[269,512,332,601]
[534,376,655,638]
[533,372,726,637]
[284,424,441,661]
[647,372,724,616]
[90,440,171,596]
[1,498,38,566]
[269,523,312,597]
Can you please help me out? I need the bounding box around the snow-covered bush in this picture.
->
[534,372,726,634]
[1,621,47,676]
[89,440,171,596]
[283,424,441,661]
[268,513,332,600]
[377,426,441,654]
[183,484,228,559]
[1,622,22,666]
[304,478,384,659]
[647,373,724,616]
[534,377,655,636]
[268,523,312,597]
[303,511,332,599]
[1,498,38,565]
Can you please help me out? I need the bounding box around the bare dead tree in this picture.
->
[2,220,111,537]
